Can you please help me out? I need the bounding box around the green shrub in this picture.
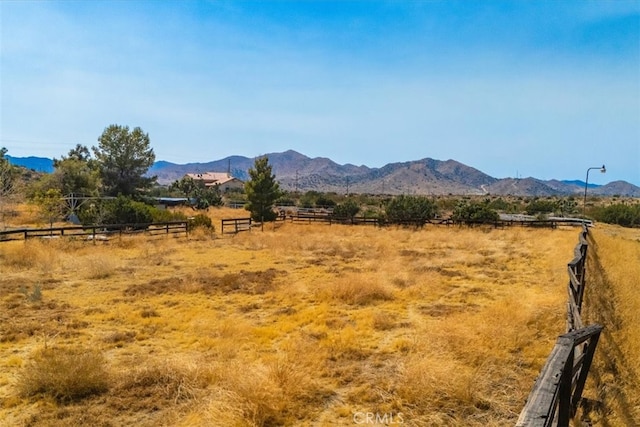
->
[315,195,337,208]
[332,200,360,219]
[452,201,499,223]
[592,203,640,227]
[150,208,187,223]
[109,197,154,224]
[275,196,296,206]
[17,346,109,402]
[525,199,558,215]
[385,195,437,225]
[78,196,153,226]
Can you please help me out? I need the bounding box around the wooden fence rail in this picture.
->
[221,217,252,234]
[567,228,589,330]
[516,325,603,426]
[517,224,603,426]
[286,213,587,229]
[0,221,188,242]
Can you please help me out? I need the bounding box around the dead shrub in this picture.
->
[2,240,58,270]
[323,275,393,305]
[396,355,475,416]
[124,276,190,296]
[84,255,116,279]
[188,226,216,241]
[199,269,282,294]
[116,358,210,405]
[204,339,331,426]
[140,307,160,318]
[17,346,109,402]
[124,269,284,297]
[372,311,396,330]
[102,330,136,346]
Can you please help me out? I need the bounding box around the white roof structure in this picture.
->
[185,172,243,187]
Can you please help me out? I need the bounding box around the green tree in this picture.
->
[196,184,223,209]
[33,189,65,228]
[244,156,282,222]
[53,145,100,196]
[65,144,92,162]
[171,176,199,200]
[171,176,223,209]
[93,125,156,197]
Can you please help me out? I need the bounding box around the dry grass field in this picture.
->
[583,225,640,426]
[0,208,581,426]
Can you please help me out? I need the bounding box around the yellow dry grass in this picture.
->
[0,217,579,426]
[582,224,640,426]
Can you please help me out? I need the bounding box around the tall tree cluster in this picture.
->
[20,125,158,226]
[32,125,156,199]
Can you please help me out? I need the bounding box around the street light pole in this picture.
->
[583,165,606,218]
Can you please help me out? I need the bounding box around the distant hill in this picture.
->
[595,181,640,197]
[149,150,640,197]
[8,151,640,196]
[6,155,54,173]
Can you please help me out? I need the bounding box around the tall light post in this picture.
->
[583,165,606,218]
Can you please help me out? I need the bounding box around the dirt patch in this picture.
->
[124,269,285,296]
[418,303,479,317]
[0,292,82,343]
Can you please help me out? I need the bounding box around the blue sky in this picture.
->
[1,0,639,185]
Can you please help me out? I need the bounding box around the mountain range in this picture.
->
[7,151,640,197]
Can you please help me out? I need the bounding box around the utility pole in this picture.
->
[295,170,299,194]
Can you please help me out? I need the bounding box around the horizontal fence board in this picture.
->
[516,344,572,426]
[221,218,252,234]
[0,221,188,242]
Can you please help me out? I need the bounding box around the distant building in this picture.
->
[185,172,244,192]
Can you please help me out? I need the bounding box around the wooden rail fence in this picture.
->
[0,221,188,242]
[286,212,586,229]
[221,217,253,234]
[517,224,603,426]
[289,212,380,225]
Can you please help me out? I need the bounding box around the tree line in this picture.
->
[0,124,281,228]
[2,125,638,229]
